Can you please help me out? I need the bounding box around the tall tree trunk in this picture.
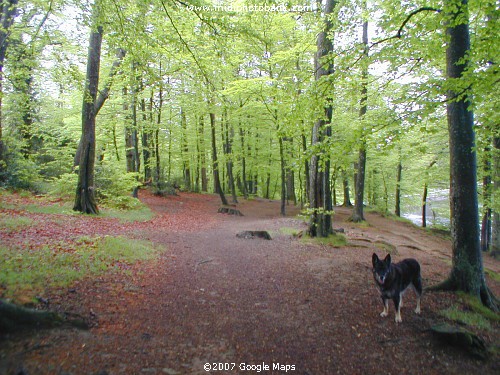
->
[141,94,151,182]
[210,111,227,205]
[342,170,352,207]
[74,47,125,169]
[285,137,296,205]
[0,0,18,180]
[492,136,500,254]
[199,115,208,192]
[74,12,102,214]
[430,0,497,310]
[279,135,286,216]
[395,158,402,217]
[181,109,191,190]
[239,126,248,199]
[302,132,309,203]
[350,12,369,223]
[422,183,428,228]
[308,0,336,237]
[154,71,163,188]
[480,144,492,252]
[223,111,237,203]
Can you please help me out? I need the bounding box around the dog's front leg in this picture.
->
[394,295,402,323]
[380,298,389,317]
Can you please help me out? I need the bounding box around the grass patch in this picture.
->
[23,201,75,215]
[457,292,500,322]
[4,193,155,223]
[0,236,162,301]
[302,233,348,248]
[441,306,492,331]
[100,204,155,222]
[0,214,34,231]
[440,292,500,332]
[279,227,302,237]
[485,268,500,283]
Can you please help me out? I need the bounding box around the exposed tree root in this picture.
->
[426,278,499,312]
[0,299,89,333]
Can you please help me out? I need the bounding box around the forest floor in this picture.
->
[0,190,499,375]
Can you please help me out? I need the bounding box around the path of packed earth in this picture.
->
[1,190,499,375]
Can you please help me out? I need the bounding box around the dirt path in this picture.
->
[1,192,498,375]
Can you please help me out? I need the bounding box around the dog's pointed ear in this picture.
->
[372,253,379,267]
[384,253,391,265]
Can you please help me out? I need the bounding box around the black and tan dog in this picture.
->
[372,253,422,323]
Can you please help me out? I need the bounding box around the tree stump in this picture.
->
[236,231,272,240]
[430,323,490,359]
[218,207,243,216]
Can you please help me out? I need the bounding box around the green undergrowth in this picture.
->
[0,189,154,223]
[440,293,500,332]
[0,236,162,302]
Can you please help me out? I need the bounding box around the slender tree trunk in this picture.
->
[422,183,428,228]
[279,135,286,216]
[0,0,18,180]
[223,111,237,203]
[74,47,125,168]
[492,136,500,253]
[210,111,227,205]
[239,127,248,199]
[350,13,369,223]
[308,0,336,237]
[141,94,151,182]
[199,115,208,192]
[481,144,491,252]
[302,132,309,202]
[154,71,163,188]
[430,0,497,310]
[285,137,296,205]
[74,15,102,214]
[342,170,352,207]
[395,158,402,217]
[181,109,191,190]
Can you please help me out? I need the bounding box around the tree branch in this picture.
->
[371,7,441,48]
[94,48,126,115]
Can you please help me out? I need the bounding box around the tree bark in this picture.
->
[210,111,228,205]
[350,12,369,223]
[0,0,18,180]
[429,0,497,310]
[308,0,336,237]
[395,158,402,217]
[73,10,103,214]
[492,136,500,253]
[223,111,237,203]
[181,108,191,190]
[74,47,125,168]
[199,115,208,192]
[422,183,428,228]
[342,170,352,207]
[480,144,491,252]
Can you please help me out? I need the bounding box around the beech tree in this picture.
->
[429,0,497,309]
[0,0,18,179]
[73,2,125,213]
[308,0,336,237]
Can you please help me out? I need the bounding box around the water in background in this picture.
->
[402,189,450,228]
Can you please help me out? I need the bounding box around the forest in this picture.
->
[0,0,499,297]
[0,0,497,219]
